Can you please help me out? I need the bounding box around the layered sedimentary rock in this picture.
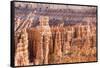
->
[15,29,29,66]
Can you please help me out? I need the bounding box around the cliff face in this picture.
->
[14,21,96,66]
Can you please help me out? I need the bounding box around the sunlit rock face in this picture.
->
[36,16,51,35]
[15,29,29,66]
[36,16,52,64]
